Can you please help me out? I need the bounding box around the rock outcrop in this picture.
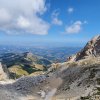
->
[67,35,100,61]
[0,62,9,80]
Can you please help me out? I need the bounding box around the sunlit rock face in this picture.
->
[0,62,9,80]
[67,35,100,61]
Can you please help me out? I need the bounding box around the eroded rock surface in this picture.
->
[0,62,9,80]
[67,35,100,61]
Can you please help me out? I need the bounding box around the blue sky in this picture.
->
[0,0,100,47]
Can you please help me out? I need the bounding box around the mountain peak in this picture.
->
[67,35,100,61]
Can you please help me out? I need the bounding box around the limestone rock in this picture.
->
[67,35,100,61]
[0,62,9,80]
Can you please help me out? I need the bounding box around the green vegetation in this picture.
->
[0,52,51,79]
[80,96,90,100]
[9,65,29,75]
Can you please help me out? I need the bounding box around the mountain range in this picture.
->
[0,35,100,100]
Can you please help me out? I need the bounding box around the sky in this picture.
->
[0,0,100,47]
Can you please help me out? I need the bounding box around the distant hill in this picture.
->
[0,52,51,78]
[0,46,81,62]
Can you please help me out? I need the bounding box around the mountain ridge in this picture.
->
[0,35,100,100]
[67,35,100,62]
[0,52,51,79]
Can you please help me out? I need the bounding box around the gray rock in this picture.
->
[67,35,100,61]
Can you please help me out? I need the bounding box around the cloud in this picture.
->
[0,8,11,24]
[51,10,63,26]
[68,7,74,13]
[65,21,83,34]
[0,0,50,35]
[17,16,31,29]
[52,17,63,26]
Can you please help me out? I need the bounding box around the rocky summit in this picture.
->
[67,35,100,61]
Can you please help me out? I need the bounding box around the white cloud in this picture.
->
[52,17,63,26]
[0,8,11,24]
[68,7,74,13]
[65,21,82,34]
[51,10,63,26]
[17,16,31,29]
[0,0,50,35]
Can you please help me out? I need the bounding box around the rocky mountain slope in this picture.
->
[0,57,100,100]
[67,35,100,61]
[0,35,100,100]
